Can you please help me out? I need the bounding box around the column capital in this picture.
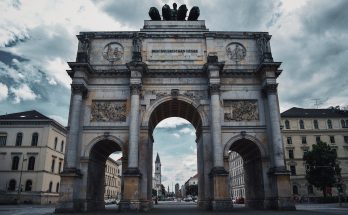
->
[263,83,278,94]
[130,84,142,95]
[209,84,220,95]
[71,84,88,97]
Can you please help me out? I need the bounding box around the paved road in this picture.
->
[0,202,348,215]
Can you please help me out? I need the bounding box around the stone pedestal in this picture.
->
[119,168,142,211]
[210,167,233,211]
[265,169,296,210]
[55,169,83,213]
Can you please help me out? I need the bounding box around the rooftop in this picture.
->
[281,107,348,118]
[0,110,50,120]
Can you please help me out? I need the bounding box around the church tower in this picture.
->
[155,153,161,186]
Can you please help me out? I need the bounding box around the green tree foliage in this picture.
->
[152,189,157,197]
[303,141,338,197]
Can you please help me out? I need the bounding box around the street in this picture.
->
[0,202,348,215]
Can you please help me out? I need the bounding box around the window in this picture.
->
[8,179,16,191]
[313,120,319,129]
[299,120,304,129]
[327,119,332,129]
[285,120,290,129]
[341,119,346,128]
[288,150,294,159]
[31,133,38,146]
[25,180,32,191]
[54,137,58,150]
[56,182,60,193]
[28,156,35,170]
[292,185,298,195]
[0,133,7,146]
[344,136,348,144]
[51,158,55,173]
[58,161,62,173]
[48,181,53,192]
[316,136,321,144]
[287,137,292,145]
[15,133,23,146]
[308,185,314,194]
[12,156,20,170]
[290,166,296,175]
[330,136,335,144]
[303,149,308,157]
[301,136,307,144]
[61,141,64,152]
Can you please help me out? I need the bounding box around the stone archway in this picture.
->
[84,138,123,211]
[146,98,207,207]
[226,137,265,209]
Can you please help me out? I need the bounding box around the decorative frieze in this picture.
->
[90,101,127,122]
[224,100,259,121]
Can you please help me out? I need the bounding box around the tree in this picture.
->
[303,141,338,197]
[152,189,157,197]
[186,184,198,196]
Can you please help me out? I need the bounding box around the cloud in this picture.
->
[172,133,180,138]
[10,84,39,103]
[0,83,8,101]
[156,117,191,128]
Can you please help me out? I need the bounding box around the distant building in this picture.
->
[153,153,162,196]
[281,107,348,198]
[184,173,198,197]
[228,152,245,199]
[175,183,180,198]
[0,110,66,204]
[104,157,122,200]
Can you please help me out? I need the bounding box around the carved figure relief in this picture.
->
[102,43,124,62]
[226,43,246,63]
[90,101,127,122]
[224,100,259,121]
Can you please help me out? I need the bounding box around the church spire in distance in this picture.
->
[155,152,161,163]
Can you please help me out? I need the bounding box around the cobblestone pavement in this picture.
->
[1,202,348,215]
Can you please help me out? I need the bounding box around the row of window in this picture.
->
[284,119,348,130]
[0,133,65,153]
[292,184,314,195]
[286,135,348,145]
[7,179,59,193]
[11,155,63,173]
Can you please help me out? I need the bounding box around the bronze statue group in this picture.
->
[149,3,200,21]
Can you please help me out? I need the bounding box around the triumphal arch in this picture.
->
[56,4,295,212]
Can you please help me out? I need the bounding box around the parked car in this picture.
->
[236,197,244,204]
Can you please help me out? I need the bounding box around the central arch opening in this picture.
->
[148,99,204,208]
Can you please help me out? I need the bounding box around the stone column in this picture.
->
[56,83,86,213]
[264,83,285,170]
[206,62,233,211]
[66,84,86,169]
[128,84,141,169]
[209,84,224,168]
[263,82,295,210]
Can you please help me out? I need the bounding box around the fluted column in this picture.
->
[66,84,87,169]
[209,84,224,168]
[128,84,141,169]
[264,83,285,169]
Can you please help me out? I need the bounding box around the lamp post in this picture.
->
[17,155,27,204]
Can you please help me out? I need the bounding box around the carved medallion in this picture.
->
[226,43,246,62]
[90,101,127,122]
[102,43,124,62]
[224,100,259,121]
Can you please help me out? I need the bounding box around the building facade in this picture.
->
[104,157,122,200]
[228,152,245,200]
[0,110,66,204]
[281,107,348,199]
[153,153,162,196]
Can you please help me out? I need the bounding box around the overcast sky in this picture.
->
[1,0,348,189]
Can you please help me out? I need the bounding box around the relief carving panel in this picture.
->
[224,100,259,121]
[90,100,128,122]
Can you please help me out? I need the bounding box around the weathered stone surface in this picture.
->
[58,20,294,213]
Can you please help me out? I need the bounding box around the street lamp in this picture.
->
[17,155,27,204]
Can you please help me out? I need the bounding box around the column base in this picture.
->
[267,168,296,210]
[212,199,233,211]
[198,200,212,210]
[55,168,84,213]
